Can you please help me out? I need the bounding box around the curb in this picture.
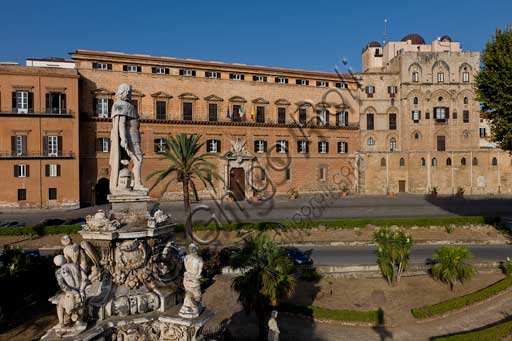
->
[279,239,511,247]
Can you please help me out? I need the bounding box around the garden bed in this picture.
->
[279,303,383,325]
[411,277,512,319]
[432,318,512,340]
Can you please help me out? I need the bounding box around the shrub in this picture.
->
[299,267,322,282]
[502,257,512,277]
[445,225,455,234]
[374,228,413,285]
[432,319,512,340]
[0,224,81,236]
[411,277,512,319]
[431,246,476,290]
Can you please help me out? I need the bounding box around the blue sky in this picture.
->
[1,0,510,72]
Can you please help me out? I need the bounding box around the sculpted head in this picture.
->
[116,83,132,101]
[61,234,71,246]
[54,254,66,267]
[188,243,198,255]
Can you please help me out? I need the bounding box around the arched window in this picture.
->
[446,157,452,166]
[432,157,437,166]
[412,72,419,82]
[472,157,478,166]
[492,157,498,166]
[367,137,375,146]
[463,97,469,105]
[461,157,466,166]
[380,158,386,167]
[389,138,397,151]
[399,158,405,167]
[413,97,419,105]
[414,132,420,140]
[420,157,426,167]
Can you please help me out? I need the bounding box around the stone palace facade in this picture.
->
[1,33,511,208]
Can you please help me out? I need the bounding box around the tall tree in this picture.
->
[146,133,222,243]
[477,27,512,151]
[231,235,296,340]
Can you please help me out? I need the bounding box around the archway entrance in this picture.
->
[229,168,245,201]
[95,178,110,205]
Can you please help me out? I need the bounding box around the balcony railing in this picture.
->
[0,152,75,159]
[0,110,74,117]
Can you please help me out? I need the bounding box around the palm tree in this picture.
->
[431,246,476,290]
[146,133,223,243]
[231,234,296,340]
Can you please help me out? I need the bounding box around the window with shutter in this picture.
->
[208,103,218,122]
[18,189,26,201]
[366,113,374,130]
[156,101,167,120]
[277,108,286,124]
[183,102,193,121]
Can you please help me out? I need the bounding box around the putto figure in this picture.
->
[109,83,147,193]
[179,243,204,319]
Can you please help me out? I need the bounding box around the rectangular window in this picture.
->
[388,86,397,97]
[277,108,286,124]
[229,73,244,81]
[437,72,444,83]
[319,167,327,181]
[318,141,329,154]
[256,106,265,123]
[96,98,110,117]
[183,102,193,121]
[152,67,170,74]
[254,140,267,153]
[17,189,26,201]
[205,71,221,78]
[15,91,29,113]
[276,140,288,153]
[335,82,347,89]
[463,110,470,123]
[46,164,61,177]
[336,111,348,127]
[412,110,421,122]
[297,140,309,154]
[13,135,26,156]
[337,141,348,154]
[296,79,309,86]
[48,188,57,200]
[316,81,328,87]
[179,69,196,77]
[275,77,288,84]
[101,138,110,153]
[154,138,167,153]
[285,168,291,181]
[14,164,28,178]
[46,92,66,114]
[253,75,267,82]
[208,103,218,122]
[437,135,446,151]
[480,127,487,137]
[123,65,141,72]
[366,86,375,97]
[389,113,397,130]
[463,72,470,83]
[434,107,449,121]
[156,101,167,120]
[206,139,220,153]
[366,113,374,130]
[47,136,58,156]
[317,109,328,126]
[92,62,112,70]
[232,104,242,122]
[412,72,419,82]
[299,108,307,124]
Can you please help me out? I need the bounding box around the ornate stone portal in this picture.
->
[42,83,212,341]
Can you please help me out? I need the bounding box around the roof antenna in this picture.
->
[383,18,388,45]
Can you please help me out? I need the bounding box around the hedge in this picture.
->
[279,303,384,325]
[0,225,81,236]
[182,216,499,232]
[433,319,512,340]
[411,277,512,319]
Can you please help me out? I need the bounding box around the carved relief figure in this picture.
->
[179,243,204,318]
[109,83,147,193]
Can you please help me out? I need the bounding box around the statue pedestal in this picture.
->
[108,191,151,226]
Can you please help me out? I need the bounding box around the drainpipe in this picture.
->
[470,150,473,194]
[451,151,454,195]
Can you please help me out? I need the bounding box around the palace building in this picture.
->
[1,33,511,208]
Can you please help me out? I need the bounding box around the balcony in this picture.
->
[0,151,75,160]
[0,110,75,118]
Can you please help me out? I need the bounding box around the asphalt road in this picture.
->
[2,194,512,225]
[300,244,512,266]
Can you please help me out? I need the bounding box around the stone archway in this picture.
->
[95,178,110,205]
[222,138,256,201]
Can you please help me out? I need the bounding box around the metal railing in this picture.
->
[0,152,75,159]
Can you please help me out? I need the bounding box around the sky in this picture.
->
[0,0,511,73]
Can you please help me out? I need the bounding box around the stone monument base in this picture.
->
[40,309,213,341]
[107,191,151,226]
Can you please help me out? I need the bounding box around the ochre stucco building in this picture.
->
[1,33,511,208]
[0,64,80,208]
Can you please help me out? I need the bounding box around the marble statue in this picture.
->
[49,255,87,336]
[109,83,147,194]
[83,209,120,231]
[179,243,204,319]
[268,310,280,341]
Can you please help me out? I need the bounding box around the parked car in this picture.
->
[0,221,24,228]
[283,247,313,266]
